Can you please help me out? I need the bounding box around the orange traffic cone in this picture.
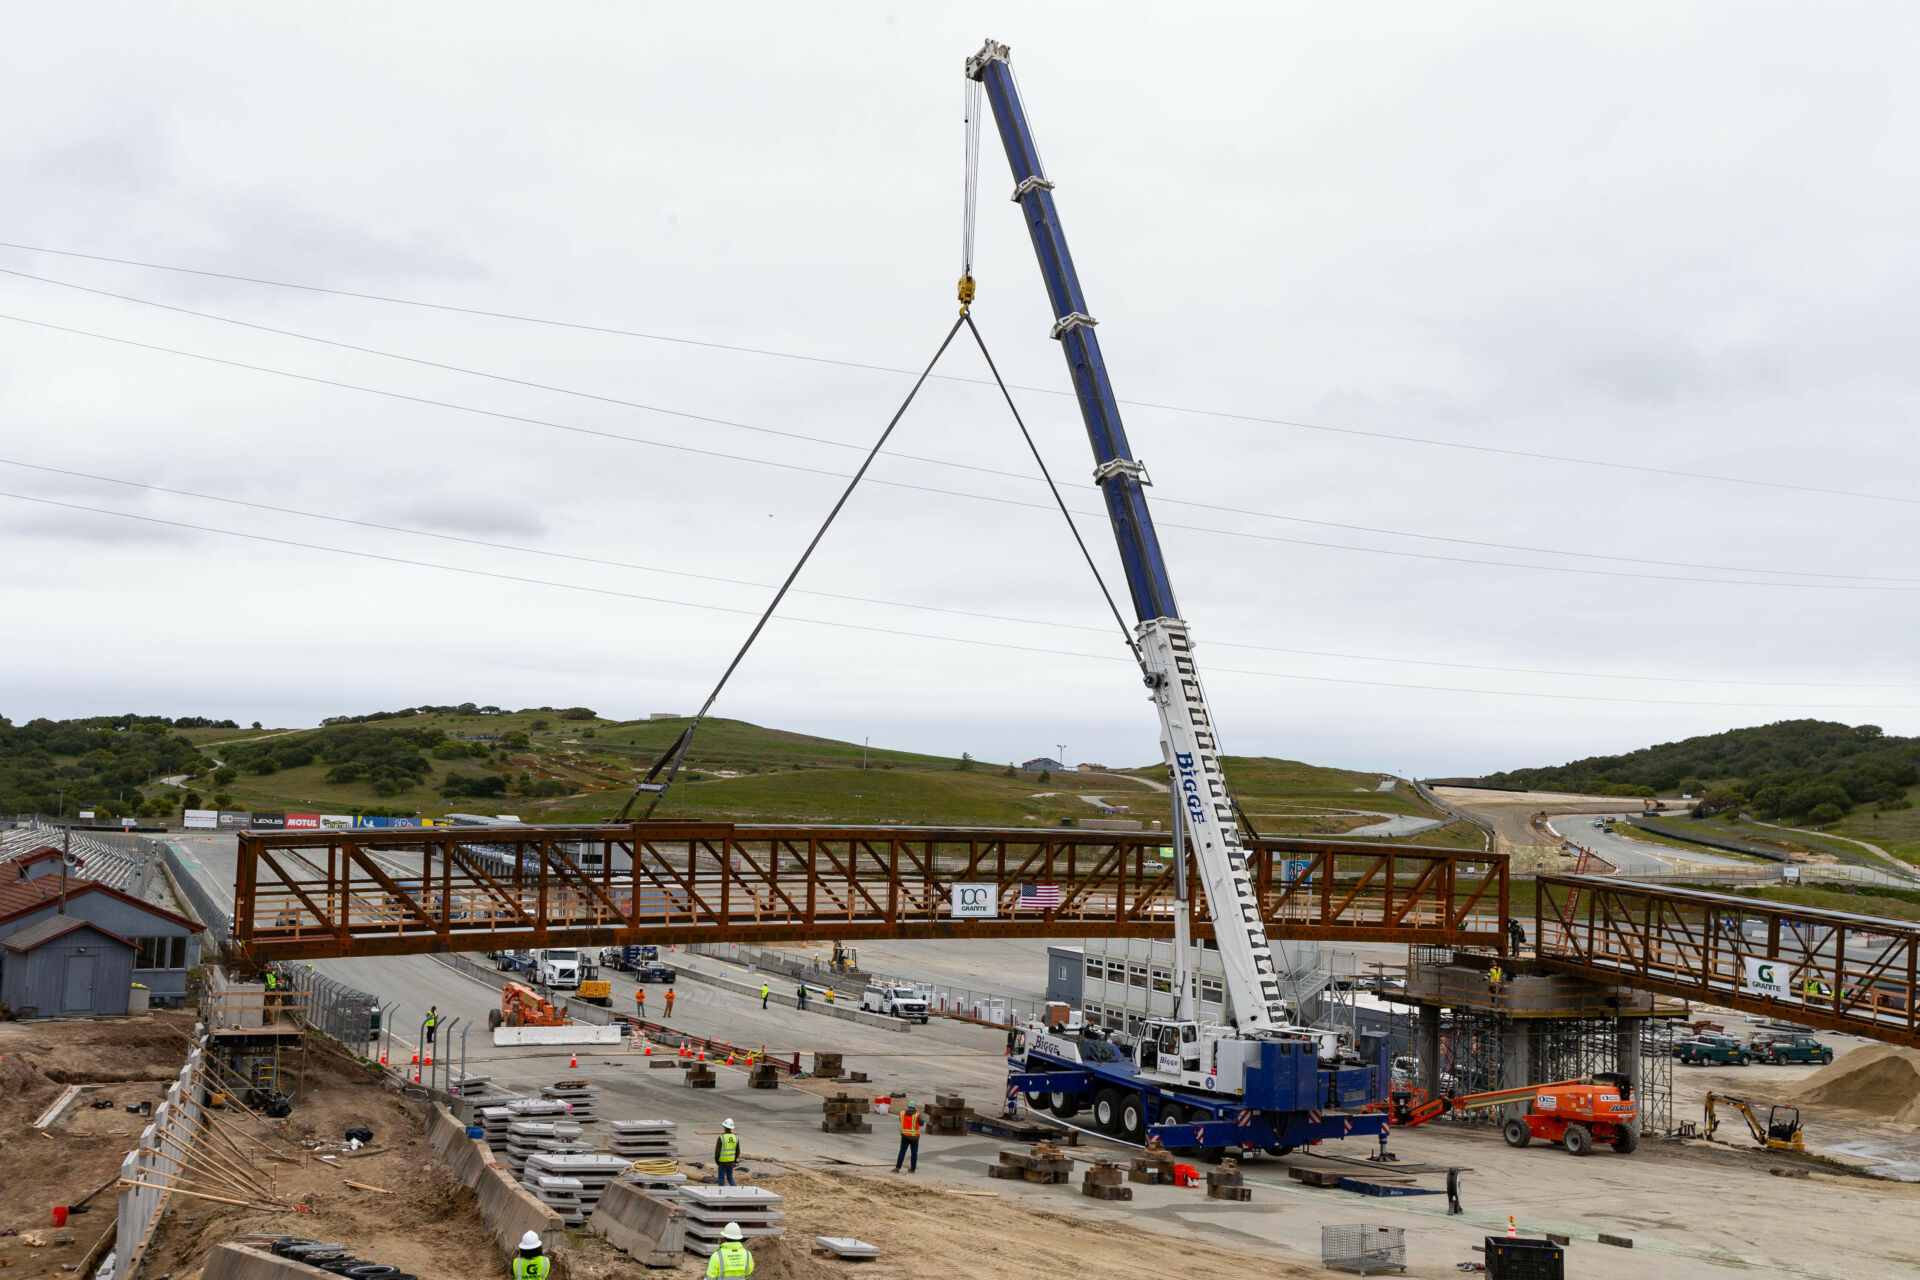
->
[379,1050,387,1065]
[410,1052,419,1064]
[1507,1216,1518,1239]
[726,1053,734,1066]
[424,1053,433,1066]
[698,1050,706,1061]
[569,1052,578,1069]
[643,1043,652,1056]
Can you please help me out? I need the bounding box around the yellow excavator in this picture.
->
[1704,1092,1804,1153]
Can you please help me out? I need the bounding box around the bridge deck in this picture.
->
[1536,874,1920,1048]
[231,822,1508,961]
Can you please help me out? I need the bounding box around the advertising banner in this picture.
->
[318,814,354,830]
[1742,957,1791,1000]
[950,882,998,919]
[78,810,96,820]
[183,809,219,830]
[389,817,420,828]
[285,813,321,831]
[217,811,251,829]
[251,812,287,830]
[354,815,390,828]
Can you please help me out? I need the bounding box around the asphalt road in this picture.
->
[1549,813,1755,874]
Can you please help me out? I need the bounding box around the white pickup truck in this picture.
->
[861,982,930,1023]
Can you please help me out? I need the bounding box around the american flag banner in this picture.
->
[1018,883,1062,910]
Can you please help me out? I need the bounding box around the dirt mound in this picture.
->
[1786,1044,1920,1122]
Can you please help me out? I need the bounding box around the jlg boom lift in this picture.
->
[971,38,1392,1154]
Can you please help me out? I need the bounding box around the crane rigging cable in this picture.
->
[960,75,982,305]
[617,312,967,820]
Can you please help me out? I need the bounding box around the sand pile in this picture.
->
[1786,1044,1920,1122]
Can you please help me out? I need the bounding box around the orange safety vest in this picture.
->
[900,1111,922,1138]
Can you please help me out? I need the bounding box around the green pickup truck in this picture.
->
[1752,1034,1834,1065]
[1674,1034,1751,1066]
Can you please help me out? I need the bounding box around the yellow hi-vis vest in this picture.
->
[718,1132,738,1162]
[706,1240,754,1278]
[513,1255,550,1280]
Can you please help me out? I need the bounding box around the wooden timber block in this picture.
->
[1598,1234,1634,1249]
[1205,1184,1252,1202]
[812,1052,844,1077]
[987,1163,1022,1179]
[1288,1167,1345,1188]
[847,1071,869,1083]
[1206,1170,1244,1188]
[821,1120,872,1134]
[1082,1183,1132,1201]
[648,1059,686,1069]
[1023,1169,1069,1184]
[935,1093,965,1110]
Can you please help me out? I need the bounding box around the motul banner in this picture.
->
[250,812,287,830]
[285,813,321,830]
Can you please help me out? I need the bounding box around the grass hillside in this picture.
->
[4,706,1472,843]
[1457,719,1920,862]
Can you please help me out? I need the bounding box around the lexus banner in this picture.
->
[250,812,287,830]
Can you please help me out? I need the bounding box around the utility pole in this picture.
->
[855,736,869,825]
[59,824,70,915]
[1057,743,1066,771]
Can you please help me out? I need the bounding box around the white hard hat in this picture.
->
[519,1230,542,1251]
[722,1222,743,1241]
[722,1118,734,1129]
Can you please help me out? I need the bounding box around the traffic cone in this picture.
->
[410,1052,419,1064]
[726,1053,734,1066]
[643,1042,652,1056]
[698,1050,705,1061]
[1507,1216,1518,1239]
[569,1052,578,1069]
[379,1050,387,1065]
[424,1053,432,1066]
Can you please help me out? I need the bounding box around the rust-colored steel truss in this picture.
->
[231,822,1508,962]
[1537,874,1920,1048]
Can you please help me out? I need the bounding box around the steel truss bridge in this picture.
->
[1536,874,1920,1049]
[230,822,1509,962]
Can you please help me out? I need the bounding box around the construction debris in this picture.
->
[814,1235,880,1259]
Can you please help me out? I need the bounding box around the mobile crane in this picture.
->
[972,39,1391,1155]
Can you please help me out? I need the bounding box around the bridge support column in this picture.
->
[1416,1005,1441,1098]
[1498,1019,1532,1121]
[1616,1017,1642,1139]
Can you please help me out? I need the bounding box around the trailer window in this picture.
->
[1199,977,1224,1005]
[1150,967,1172,994]
[1106,960,1126,984]
[1086,957,1103,981]
[1128,965,1148,990]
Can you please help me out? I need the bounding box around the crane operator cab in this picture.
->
[1141,1019,1203,1076]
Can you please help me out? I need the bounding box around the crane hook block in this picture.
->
[957,273,976,306]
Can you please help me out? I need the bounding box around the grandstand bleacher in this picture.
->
[0,823,151,893]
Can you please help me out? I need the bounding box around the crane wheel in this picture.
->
[1118,1094,1147,1143]
[1612,1126,1640,1154]
[487,1008,502,1031]
[1092,1088,1124,1135]
[1564,1125,1592,1156]
[1049,1091,1081,1119]
[1025,1090,1050,1111]
[1503,1119,1531,1148]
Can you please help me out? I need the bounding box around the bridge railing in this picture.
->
[1537,874,1920,1048]
[232,822,1507,961]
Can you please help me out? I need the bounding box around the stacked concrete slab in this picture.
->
[609,1119,676,1159]
[531,1174,587,1226]
[678,1186,785,1257]
[544,1081,600,1122]
[505,1120,584,1173]
[523,1152,631,1215]
[480,1098,571,1149]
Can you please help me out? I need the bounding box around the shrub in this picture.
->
[1807,803,1845,824]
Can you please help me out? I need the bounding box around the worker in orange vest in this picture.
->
[665,987,677,1017]
[893,1103,923,1174]
[635,986,646,1019]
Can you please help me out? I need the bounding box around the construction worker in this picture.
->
[1486,962,1504,991]
[893,1103,922,1174]
[635,986,647,1018]
[760,982,770,1010]
[1507,919,1526,952]
[824,986,835,1006]
[425,1005,439,1046]
[715,1118,740,1186]
[796,982,809,1011]
[513,1230,550,1280]
[705,1222,753,1277]
[664,987,676,1017]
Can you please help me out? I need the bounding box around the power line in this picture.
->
[8,454,1915,691]
[5,262,1909,586]
[3,310,1916,594]
[6,486,1920,712]
[2,237,1915,509]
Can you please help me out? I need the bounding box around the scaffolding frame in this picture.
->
[1417,1007,1674,1134]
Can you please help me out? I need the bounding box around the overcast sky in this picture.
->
[4,3,1917,778]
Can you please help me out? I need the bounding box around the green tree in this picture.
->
[1807,802,1845,824]
[213,766,238,785]
[958,752,974,772]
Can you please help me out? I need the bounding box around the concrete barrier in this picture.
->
[201,1243,333,1280]
[590,1180,685,1266]
[671,961,910,1033]
[422,1102,564,1259]
[492,1023,625,1047]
